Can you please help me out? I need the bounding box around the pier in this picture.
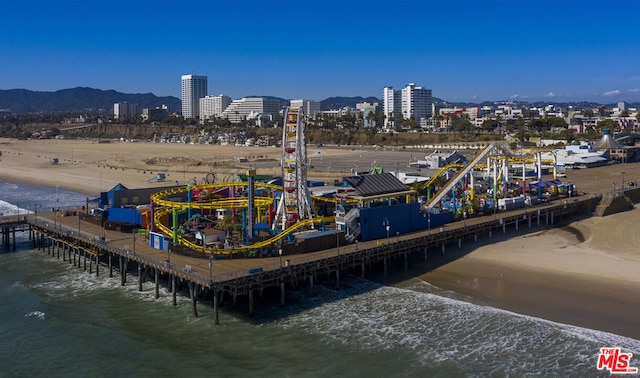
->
[1,216,31,250]
[4,195,599,324]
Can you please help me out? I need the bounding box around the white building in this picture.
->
[384,83,432,128]
[181,74,208,119]
[383,86,402,128]
[113,102,138,119]
[618,101,628,111]
[321,106,358,118]
[199,94,232,120]
[220,97,280,124]
[401,83,432,122]
[289,99,321,119]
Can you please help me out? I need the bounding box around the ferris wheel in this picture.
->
[273,107,313,230]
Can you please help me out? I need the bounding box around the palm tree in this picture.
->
[365,110,376,128]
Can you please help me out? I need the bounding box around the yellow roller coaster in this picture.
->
[150,182,337,256]
[419,163,465,191]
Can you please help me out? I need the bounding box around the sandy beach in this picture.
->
[1,138,639,338]
[419,209,640,339]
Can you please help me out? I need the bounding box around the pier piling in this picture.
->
[280,281,285,305]
[188,282,198,317]
[138,264,143,291]
[172,275,177,306]
[155,269,160,299]
[213,288,220,325]
[248,289,254,317]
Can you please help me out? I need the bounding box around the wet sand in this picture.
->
[1,138,640,339]
[420,208,640,339]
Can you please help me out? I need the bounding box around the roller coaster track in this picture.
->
[424,142,506,209]
[153,205,333,255]
[419,163,465,191]
[422,143,558,210]
[151,182,339,208]
[150,182,338,255]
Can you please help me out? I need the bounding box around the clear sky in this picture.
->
[2,0,639,103]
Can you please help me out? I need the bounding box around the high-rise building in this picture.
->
[200,94,232,120]
[401,83,432,122]
[113,102,138,119]
[383,86,402,128]
[181,74,208,118]
[383,83,432,128]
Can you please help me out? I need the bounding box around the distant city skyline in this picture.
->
[2,0,640,103]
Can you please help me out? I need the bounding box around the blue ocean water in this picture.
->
[1,181,639,377]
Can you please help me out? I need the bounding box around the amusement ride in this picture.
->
[146,108,572,258]
[149,107,333,256]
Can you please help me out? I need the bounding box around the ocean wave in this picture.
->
[25,311,46,320]
[0,200,31,216]
[2,182,19,190]
[276,279,640,376]
[30,255,191,309]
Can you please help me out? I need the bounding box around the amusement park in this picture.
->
[89,106,580,260]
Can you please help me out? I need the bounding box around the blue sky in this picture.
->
[1,0,639,103]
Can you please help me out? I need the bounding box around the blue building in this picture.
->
[336,173,453,242]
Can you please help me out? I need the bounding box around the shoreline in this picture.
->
[415,213,640,340]
[1,138,639,340]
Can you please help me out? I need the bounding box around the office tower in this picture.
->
[113,102,138,119]
[384,83,433,128]
[181,74,208,118]
[401,83,432,122]
[383,86,402,128]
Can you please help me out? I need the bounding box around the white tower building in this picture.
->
[181,74,208,119]
[401,83,432,122]
[383,86,401,129]
[384,83,433,128]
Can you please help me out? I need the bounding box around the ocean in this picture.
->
[1,181,639,377]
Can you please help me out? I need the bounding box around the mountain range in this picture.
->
[0,87,181,114]
[0,88,389,114]
[0,87,634,115]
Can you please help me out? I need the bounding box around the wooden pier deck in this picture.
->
[10,195,600,323]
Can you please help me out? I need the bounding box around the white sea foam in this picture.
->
[0,199,31,216]
[25,311,45,320]
[1,182,19,190]
[31,252,192,310]
[277,279,640,376]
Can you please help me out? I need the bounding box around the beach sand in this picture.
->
[0,138,361,195]
[1,138,639,338]
[419,208,640,339]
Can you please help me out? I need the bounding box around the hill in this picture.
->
[3,87,631,115]
[0,87,181,114]
[320,96,381,110]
